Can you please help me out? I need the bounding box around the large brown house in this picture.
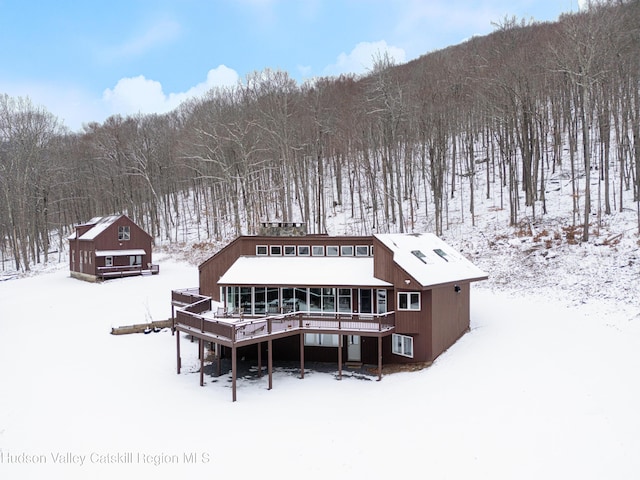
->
[68,214,157,282]
[172,223,487,401]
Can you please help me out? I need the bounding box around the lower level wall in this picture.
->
[70,271,99,283]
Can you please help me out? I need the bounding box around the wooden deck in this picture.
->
[171,288,396,401]
[171,289,395,348]
[98,263,159,279]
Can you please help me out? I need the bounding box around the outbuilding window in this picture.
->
[398,292,420,310]
[392,334,414,358]
[118,225,130,241]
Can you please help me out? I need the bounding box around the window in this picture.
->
[270,245,282,256]
[433,248,449,262]
[256,245,268,256]
[284,245,296,256]
[118,226,130,241]
[105,256,113,267]
[304,333,339,347]
[338,288,352,312]
[326,245,339,256]
[377,289,387,314]
[412,250,427,264]
[392,334,414,358]
[356,245,369,257]
[398,292,420,310]
[130,255,141,266]
[298,246,310,256]
[341,245,354,256]
[312,245,324,256]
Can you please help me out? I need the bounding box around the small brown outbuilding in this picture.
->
[68,214,157,282]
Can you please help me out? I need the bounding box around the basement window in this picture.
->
[392,334,414,358]
[304,333,339,347]
[256,245,268,256]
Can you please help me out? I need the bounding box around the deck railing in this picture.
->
[172,288,395,345]
[97,264,160,278]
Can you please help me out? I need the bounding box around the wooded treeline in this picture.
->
[1,1,639,271]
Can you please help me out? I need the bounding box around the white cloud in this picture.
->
[102,65,240,117]
[322,41,406,77]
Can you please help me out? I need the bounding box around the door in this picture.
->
[347,335,361,362]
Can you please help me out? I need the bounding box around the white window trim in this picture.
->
[326,245,339,256]
[341,245,354,256]
[284,245,296,256]
[304,333,339,347]
[355,245,369,257]
[118,225,130,241]
[270,245,282,256]
[392,333,414,358]
[312,245,324,256]
[398,292,421,311]
[256,245,268,256]
[298,246,310,256]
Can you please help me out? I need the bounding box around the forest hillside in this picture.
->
[0,0,639,282]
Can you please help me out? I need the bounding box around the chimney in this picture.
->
[258,222,307,237]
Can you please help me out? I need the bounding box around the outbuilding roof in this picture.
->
[375,233,488,288]
[67,215,122,240]
[218,256,392,287]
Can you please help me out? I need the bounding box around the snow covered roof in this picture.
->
[67,215,124,240]
[375,233,488,287]
[95,249,146,257]
[77,215,122,240]
[218,256,392,287]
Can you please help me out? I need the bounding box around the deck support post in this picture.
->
[199,338,204,387]
[171,305,175,336]
[299,334,305,379]
[231,345,237,402]
[377,336,382,381]
[176,330,181,374]
[257,342,262,378]
[268,339,273,390]
[338,335,343,380]
[216,343,221,376]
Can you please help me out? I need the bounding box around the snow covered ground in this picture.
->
[1,242,639,479]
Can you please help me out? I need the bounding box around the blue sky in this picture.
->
[0,0,584,131]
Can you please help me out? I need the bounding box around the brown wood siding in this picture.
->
[199,235,375,301]
[199,237,245,300]
[394,289,432,362]
[372,237,395,283]
[431,283,470,361]
[91,216,152,258]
